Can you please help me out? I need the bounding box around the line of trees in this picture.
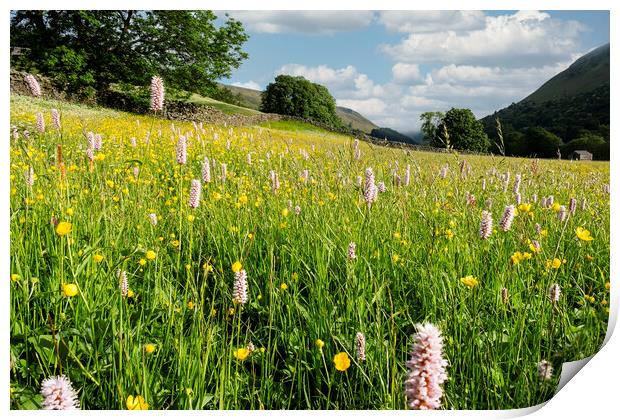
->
[10,11,249,100]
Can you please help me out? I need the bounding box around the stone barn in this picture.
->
[570,150,593,161]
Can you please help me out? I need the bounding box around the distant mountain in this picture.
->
[480,43,610,147]
[370,127,417,144]
[220,83,379,134]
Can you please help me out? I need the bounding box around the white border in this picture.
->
[2,1,617,419]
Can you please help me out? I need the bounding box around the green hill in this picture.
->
[221,83,378,133]
[480,43,609,155]
[524,43,610,104]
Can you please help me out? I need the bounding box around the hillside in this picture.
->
[524,43,610,104]
[221,83,378,133]
[480,43,610,155]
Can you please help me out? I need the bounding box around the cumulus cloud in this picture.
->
[226,11,374,34]
[392,63,423,84]
[230,80,262,90]
[380,11,586,67]
[337,98,387,116]
[378,10,485,33]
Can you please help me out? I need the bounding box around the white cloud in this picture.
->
[380,11,586,67]
[392,63,423,84]
[226,11,374,34]
[337,98,387,116]
[230,80,262,91]
[378,10,485,33]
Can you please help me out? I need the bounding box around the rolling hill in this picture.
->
[480,43,610,149]
[221,83,379,134]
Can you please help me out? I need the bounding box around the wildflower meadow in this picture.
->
[9,82,610,409]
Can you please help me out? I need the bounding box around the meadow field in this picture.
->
[9,94,610,410]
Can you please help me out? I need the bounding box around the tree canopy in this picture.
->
[432,108,489,152]
[10,11,249,98]
[260,75,342,127]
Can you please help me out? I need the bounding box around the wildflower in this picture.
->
[25,74,42,97]
[176,136,187,165]
[315,339,325,350]
[546,258,562,270]
[576,227,593,242]
[294,205,301,215]
[187,301,195,310]
[518,203,532,213]
[355,332,366,361]
[549,283,561,303]
[221,162,227,184]
[189,179,201,209]
[41,375,79,410]
[392,254,400,264]
[234,348,250,361]
[281,208,289,217]
[280,282,288,290]
[404,323,448,410]
[55,221,72,236]
[363,167,378,209]
[118,270,128,297]
[36,112,45,133]
[558,205,567,222]
[62,283,78,297]
[25,166,35,187]
[247,342,256,353]
[460,275,479,289]
[232,261,242,273]
[348,242,357,260]
[479,210,493,239]
[145,250,156,261]
[148,213,158,226]
[138,259,147,266]
[202,157,211,183]
[501,287,509,304]
[126,395,149,410]
[569,197,577,214]
[144,343,156,354]
[537,360,553,381]
[333,352,351,371]
[529,240,541,253]
[150,75,164,112]
[499,205,515,232]
[233,269,248,304]
[11,274,20,282]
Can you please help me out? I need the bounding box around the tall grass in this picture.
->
[9,94,610,410]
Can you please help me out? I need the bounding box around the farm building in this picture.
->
[569,150,593,161]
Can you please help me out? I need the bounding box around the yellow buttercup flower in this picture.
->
[281,208,289,217]
[232,261,242,273]
[93,254,104,263]
[55,221,72,236]
[138,258,147,266]
[280,282,288,290]
[391,254,400,264]
[333,352,351,371]
[460,275,479,289]
[315,339,325,350]
[576,227,593,241]
[144,343,156,354]
[126,395,149,410]
[518,203,532,212]
[62,283,78,297]
[545,258,562,269]
[234,348,250,361]
[146,250,157,260]
[11,274,20,282]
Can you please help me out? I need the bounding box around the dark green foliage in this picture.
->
[522,127,562,158]
[10,10,249,98]
[419,111,444,144]
[260,75,342,127]
[433,108,489,152]
[370,127,416,144]
[480,44,609,159]
[560,134,607,159]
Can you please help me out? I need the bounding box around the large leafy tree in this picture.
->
[260,75,342,127]
[432,108,490,152]
[10,11,249,97]
[419,111,444,144]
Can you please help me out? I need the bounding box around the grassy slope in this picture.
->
[221,83,378,133]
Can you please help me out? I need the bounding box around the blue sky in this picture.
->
[217,11,609,132]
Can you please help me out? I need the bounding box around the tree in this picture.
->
[524,127,563,158]
[560,133,606,159]
[433,108,489,152]
[419,111,444,144]
[10,11,249,97]
[260,75,341,127]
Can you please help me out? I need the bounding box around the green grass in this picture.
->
[184,93,261,116]
[10,95,610,410]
